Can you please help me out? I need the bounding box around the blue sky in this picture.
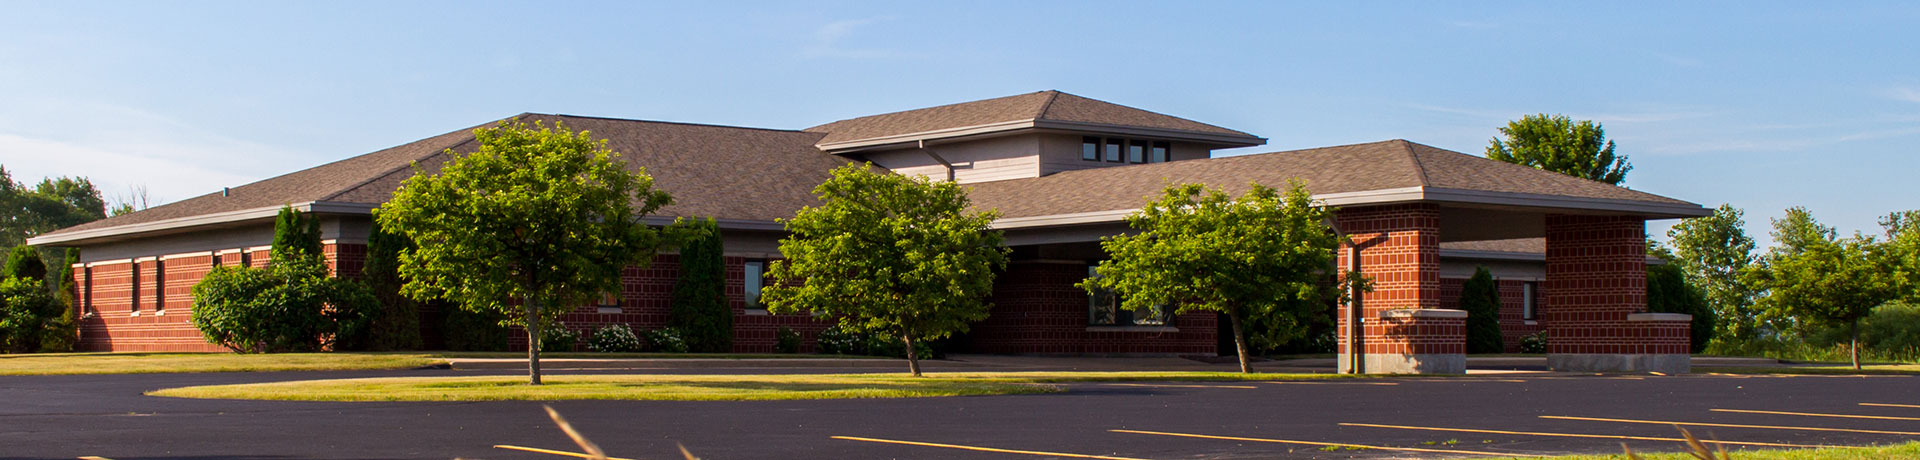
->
[2,1,1915,247]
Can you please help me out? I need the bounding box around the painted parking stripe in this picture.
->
[832,436,1149,460]
[1712,408,1920,421]
[1540,416,1920,436]
[1338,422,1847,449]
[1109,429,1524,457]
[1861,402,1920,409]
[1099,383,1260,389]
[494,444,639,460]
[78,457,114,460]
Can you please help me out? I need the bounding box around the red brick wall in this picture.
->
[967,261,1216,355]
[1370,314,1464,355]
[1336,204,1443,355]
[323,242,367,279]
[75,256,224,352]
[1545,214,1686,355]
[514,254,832,353]
[1439,277,1548,353]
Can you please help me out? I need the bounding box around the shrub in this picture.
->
[669,218,731,353]
[188,257,375,353]
[816,324,865,355]
[642,327,688,353]
[349,217,422,351]
[442,305,509,351]
[588,324,643,352]
[1520,331,1548,354]
[3,246,46,283]
[866,332,936,360]
[1460,267,1504,354]
[0,277,64,353]
[1648,263,1715,353]
[540,323,579,352]
[775,326,802,354]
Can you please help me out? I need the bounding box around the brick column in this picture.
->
[1544,214,1690,373]
[1335,204,1463,374]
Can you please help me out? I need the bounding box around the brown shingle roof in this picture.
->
[1440,238,1545,254]
[966,139,1698,219]
[39,114,844,240]
[804,90,1260,146]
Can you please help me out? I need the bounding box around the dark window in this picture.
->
[1086,265,1170,326]
[1103,139,1123,162]
[1127,140,1146,163]
[744,260,766,309]
[1522,281,1539,320]
[1081,137,1100,161]
[154,261,165,311]
[1150,141,1170,163]
[130,263,140,313]
[240,252,252,268]
[82,266,92,313]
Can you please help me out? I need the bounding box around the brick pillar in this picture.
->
[1335,204,1463,374]
[1544,214,1690,373]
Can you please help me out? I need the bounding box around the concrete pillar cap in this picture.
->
[1627,312,1692,322]
[1379,308,1467,319]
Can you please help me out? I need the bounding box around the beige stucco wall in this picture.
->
[862,135,1042,184]
[70,215,374,263]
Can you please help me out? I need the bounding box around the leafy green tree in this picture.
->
[0,167,109,249]
[1744,210,1902,369]
[0,276,66,353]
[351,218,422,351]
[763,164,1006,376]
[1881,210,1920,300]
[1083,180,1340,373]
[1666,204,1758,342]
[379,119,676,384]
[1486,114,1631,185]
[190,256,375,353]
[1648,263,1715,353]
[669,218,731,353]
[270,206,323,263]
[1459,267,1504,354]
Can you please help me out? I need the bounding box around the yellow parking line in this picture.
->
[1861,402,1920,409]
[1100,383,1259,389]
[1338,422,1847,449]
[1261,381,1400,386]
[1109,429,1525,457]
[1712,408,1920,421]
[78,457,114,460]
[832,436,1149,460]
[494,444,639,460]
[1540,416,1920,436]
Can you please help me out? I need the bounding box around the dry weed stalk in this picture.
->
[1621,424,1732,460]
[541,404,700,460]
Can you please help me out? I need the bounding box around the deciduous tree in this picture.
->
[762,164,1006,376]
[1745,210,1901,369]
[1486,114,1631,185]
[1083,181,1340,373]
[379,119,676,384]
[1666,204,1758,342]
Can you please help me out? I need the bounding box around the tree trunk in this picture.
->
[526,298,543,385]
[1850,320,1861,371]
[1227,309,1252,374]
[903,333,922,377]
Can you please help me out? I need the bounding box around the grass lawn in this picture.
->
[0,351,881,376]
[1491,441,1920,459]
[1694,363,1920,375]
[146,371,1353,401]
[0,352,447,375]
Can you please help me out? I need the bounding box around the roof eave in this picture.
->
[988,186,1709,230]
[25,201,378,247]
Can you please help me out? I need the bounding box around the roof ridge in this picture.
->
[1034,90,1063,120]
[1399,139,1433,187]
[532,113,811,133]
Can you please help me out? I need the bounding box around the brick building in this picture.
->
[27,91,1708,373]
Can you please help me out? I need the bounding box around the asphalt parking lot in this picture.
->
[2,367,1916,460]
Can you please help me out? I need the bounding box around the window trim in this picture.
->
[1103,138,1123,163]
[1081,136,1100,161]
[1150,141,1170,163]
[1522,281,1539,320]
[1127,139,1146,164]
[744,259,768,310]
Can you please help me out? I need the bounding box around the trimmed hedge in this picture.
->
[1460,266,1504,354]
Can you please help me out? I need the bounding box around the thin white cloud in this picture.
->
[1446,20,1499,29]
[0,99,305,206]
[0,133,260,206]
[1406,103,1712,124]
[1888,86,1920,104]
[800,17,913,59]
[1655,53,1705,69]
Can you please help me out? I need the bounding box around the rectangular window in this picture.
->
[153,261,165,312]
[130,263,140,314]
[1103,139,1123,162]
[1087,265,1170,326]
[744,260,766,309]
[82,266,93,313]
[1522,281,1538,320]
[1150,141,1170,163]
[1081,137,1100,161]
[240,252,252,268]
[596,289,621,314]
[1127,140,1146,163]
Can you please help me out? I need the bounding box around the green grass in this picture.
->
[1488,441,1920,459]
[146,371,1354,401]
[0,352,446,375]
[0,351,894,375]
[1695,363,1920,375]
